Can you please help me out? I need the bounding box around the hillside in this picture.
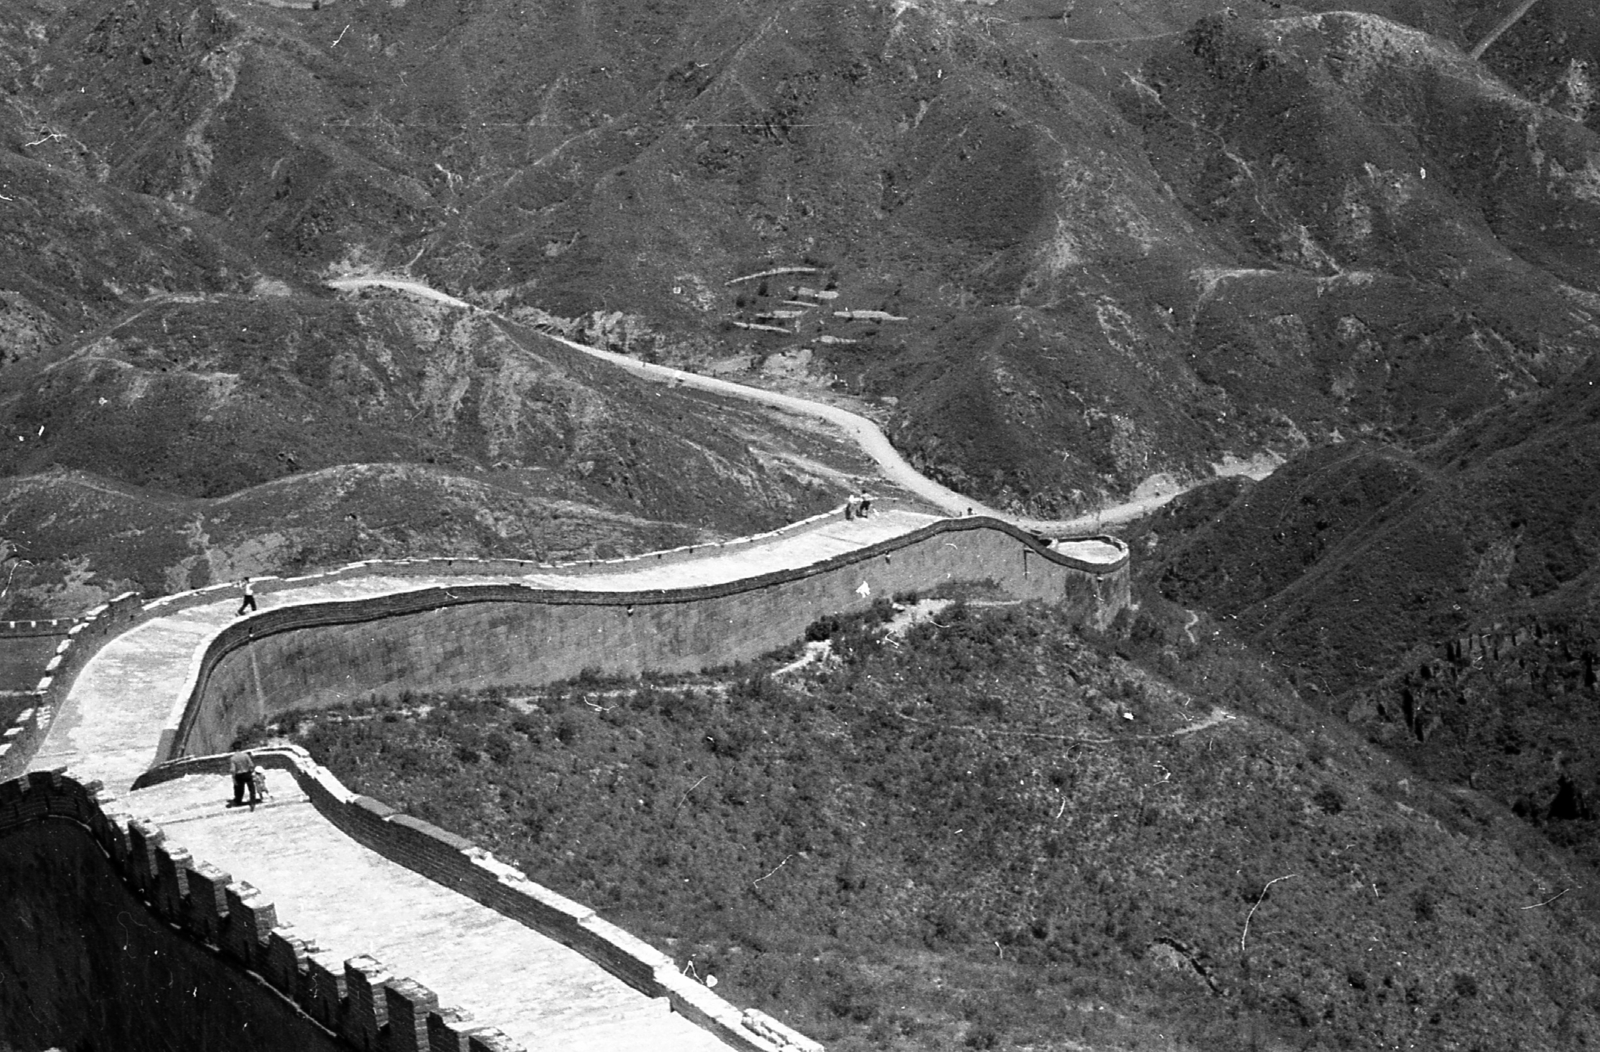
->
[0,285,869,615]
[6,0,1600,526]
[255,597,1600,1052]
[0,466,719,615]
[1147,352,1600,687]
[1140,351,1600,898]
[12,1,1600,1045]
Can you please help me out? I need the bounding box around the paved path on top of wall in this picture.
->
[37,507,1110,1052]
[129,771,721,1052]
[35,509,959,791]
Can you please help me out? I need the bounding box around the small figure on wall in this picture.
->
[237,576,257,616]
[228,748,260,808]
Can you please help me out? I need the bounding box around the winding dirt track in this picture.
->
[328,276,1268,531]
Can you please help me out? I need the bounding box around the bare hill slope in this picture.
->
[9,0,1600,517]
[1145,352,1600,886]
[7,0,1600,597]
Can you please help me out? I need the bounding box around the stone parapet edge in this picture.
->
[0,593,141,780]
[0,767,530,1052]
[0,617,76,637]
[135,505,1123,623]
[159,515,1126,762]
[5,503,863,772]
[138,504,856,624]
[133,747,818,1052]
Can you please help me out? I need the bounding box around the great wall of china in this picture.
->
[0,505,1130,1052]
[1,275,1139,1050]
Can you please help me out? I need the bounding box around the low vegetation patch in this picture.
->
[260,599,1600,1050]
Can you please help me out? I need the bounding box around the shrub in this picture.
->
[806,614,842,642]
[660,688,709,724]
[703,724,747,759]
[484,730,514,765]
[964,1027,1000,1050]
[1130,609,1168,646]
[1412,887,1438,923]
[281,599,1600,1052]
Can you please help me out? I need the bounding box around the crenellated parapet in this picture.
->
[132,747,823,1052]
[0,767,527,1052]
[0,592,141,778]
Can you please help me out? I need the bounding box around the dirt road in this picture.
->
[328,276,1275,530]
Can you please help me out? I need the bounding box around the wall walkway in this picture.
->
[18,507,1128,1051]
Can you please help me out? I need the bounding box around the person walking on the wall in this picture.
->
[237,576,257,616]
[229,748,260,808]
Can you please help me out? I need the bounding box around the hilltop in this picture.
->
[0,284,875,615]
[4,0,1600,551]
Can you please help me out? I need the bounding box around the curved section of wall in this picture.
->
[133,747,819,1052]
[171,517,1129,760]
[0,769,543,1052]
[0,771,357,1052]
[0,592,141,779]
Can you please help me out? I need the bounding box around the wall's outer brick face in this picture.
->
[0,775,353,1051]
[182,521,1127,756]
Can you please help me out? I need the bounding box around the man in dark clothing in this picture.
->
[229,749,259,807]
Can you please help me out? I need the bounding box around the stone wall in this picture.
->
[171,517,1128,758]
[0,616,76,637]
[9,516,1125,1052]
[133,747,820,1052]
[0,591,139,778]
[0,769,399,1052]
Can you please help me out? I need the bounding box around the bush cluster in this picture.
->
[275,602,1600,1050]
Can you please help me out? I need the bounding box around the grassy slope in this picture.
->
[0,465,722,618]
[6,0,1600,610]
[1135,354,1600,932]
[0,284,878,616]
[8,0,1600,516]
[1148,354,1600,694]
[262,598,1600,1052]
